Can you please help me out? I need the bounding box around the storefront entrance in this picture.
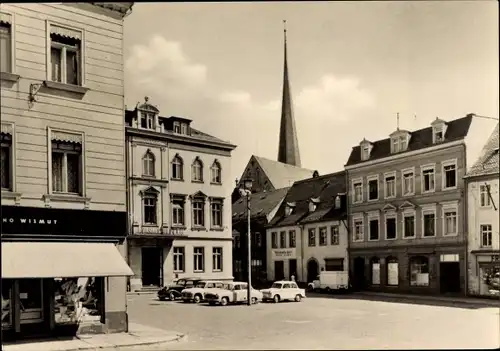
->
[274,261,284,281]
[440,262,461,293]
[289,259,297,280]
[141,247,163,287]
[352,257,365,290]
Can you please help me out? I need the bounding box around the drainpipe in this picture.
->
[463,142,468,297]
[299,224,305,283]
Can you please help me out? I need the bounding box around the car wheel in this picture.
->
[169,291,176,301]
[251,297,258,304]
[193,294,202,303]
[294,294,302,302]
[273,295,280,303]
[220,297,229,306]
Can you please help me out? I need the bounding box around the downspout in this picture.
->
[345,169,351,288]
[299,223,305,283]
[463,142,468,297]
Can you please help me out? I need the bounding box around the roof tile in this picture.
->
[232,187,289,223]
[253,156,315,190]
[466,123,499,178]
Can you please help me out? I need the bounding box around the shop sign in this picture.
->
[272,249,296,258]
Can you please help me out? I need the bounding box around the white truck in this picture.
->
[308,271,350,292]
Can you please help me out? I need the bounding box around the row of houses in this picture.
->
[233,116,499,297]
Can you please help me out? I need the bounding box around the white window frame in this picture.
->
[432,125,444,143]
[361,145,370,160]
[367,175,379,202]
[0,122,16,193]
[401,167,415,197]
[212,247,223,272]
[479,184,492,208]
[192,199,205,228]
[289,230,296,248]
[319,227,328,246]
[384,211,397,240]
[399,135,408,152]
[402,210,416,239]
[210,199,223,228]
[308,228,316,247]
[0,11,16,75]
[421,164,436,194]
[47,127,86,197]
[142,193,158,225]
[441,201,459,237]
[46,21,85,86]
[142,150,155,177]
[210,160,222,184]
[441,159,458,191]
[480,224,492,248]
[271,232,278,249]
[384,171,396,199]
[191,157,203,182]
[352,177,363,204]
[173,246,185,273]
[367,212,380,242]
[171,155,183,180]
[391,137,400,154]
[352,215,364,242]
[173,122,181,134]
[193,247,204,273]
[421,204,437,238]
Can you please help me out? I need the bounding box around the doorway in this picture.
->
[141,247,163,287]
[440,262,461,294]
[307,259,319,283]
[274,261,284,281]
[353,257,365,290]
[289,259,297,281]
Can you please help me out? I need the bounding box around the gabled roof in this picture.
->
[232,187,290,224]
[345,115,473,167]
[465,123,499,178]
[253,155,315,190]
[269,171,346,227]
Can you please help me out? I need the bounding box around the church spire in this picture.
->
[277,20,301,167]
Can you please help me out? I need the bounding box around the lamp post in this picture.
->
[239,178,253,306]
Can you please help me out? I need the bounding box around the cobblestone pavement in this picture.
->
[125,293,500,350]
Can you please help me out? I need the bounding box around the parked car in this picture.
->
[204,282,263,306]
[261,280,306,303]
[181,280,226,303]
[158,278,202,301]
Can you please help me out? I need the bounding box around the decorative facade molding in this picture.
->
[51,130,83,144]
[1,123,13,135]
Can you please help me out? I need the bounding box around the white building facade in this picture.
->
[125,98,236,291]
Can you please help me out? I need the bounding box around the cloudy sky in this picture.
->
[124,1,499,182]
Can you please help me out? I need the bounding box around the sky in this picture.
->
[123,1,499,183]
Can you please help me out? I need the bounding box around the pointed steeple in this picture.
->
[277,20,301,167]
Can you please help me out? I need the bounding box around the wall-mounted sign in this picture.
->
[272,249,296,259]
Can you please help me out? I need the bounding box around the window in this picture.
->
[319,227,327,246]
[443,209,457,236]
[140,112,155,130]
[234,235,240,249]
[325,258,344,272]
[353,180,363,203]
[192,199,205,227]
[403,213,415,238]
[181,123,188,135]
[142,151,155,177]
[50,26,82,86]
[409,256,429,286]
[212,247,222,272]
[402,169,414,196]
[371,258,380,285]
[52,140,82,195]
[255,232,262,247]
[210,200,223,228]
[271,232,278,249]
[171,155,183,180]
[0,17,12,73]
[422,166,435,192]
[443,161,457,189]
[391,137,400,153]
[172,198,185,226]
[369,218,379,241]
[368,177,378,201]
[362,146,370,160]
[193,247,204,272]
[173,122,181,134]
[280,231,286,248]
[1,132,12,191]
[353,218,364,242]
[334,196,341,209]
[308,228,316,246]
[143,193,157,225]
[330,225,339,245]
[211,161,222,184]
[387,257,399,286]
[385,174,396,198]
[385,216,396,240]
[433,126,444,143]
[399,135,408,151]
[480,224,492,247]
[423,212,435,237]
[173,247,185,272]
[192,158,203,182]
[288,230,296,248]
[480,185,491,207]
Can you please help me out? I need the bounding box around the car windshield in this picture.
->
[271,283,282,289]
[195,283,206,288]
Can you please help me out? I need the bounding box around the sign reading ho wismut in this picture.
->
[1,205,127,239]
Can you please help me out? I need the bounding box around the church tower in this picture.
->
[277,21,301,167]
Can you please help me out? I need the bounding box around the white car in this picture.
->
[261,281,306,303]
[204,282,263,306]
[181,280,225,303]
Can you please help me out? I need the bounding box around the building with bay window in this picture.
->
[1,3,134,341]
[125,97,236,292]
[345,114,485,295]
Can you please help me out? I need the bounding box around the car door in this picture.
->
[282,283,291,299]
[290,282,299,297]
[233,284,242,302]
[240,283,248,302]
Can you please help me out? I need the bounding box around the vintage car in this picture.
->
[181,280,226,303]
[261,280,306,303]
[157,278,202,301]
[204,282,263,306]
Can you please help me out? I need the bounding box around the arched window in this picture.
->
[409,256,429,286]
[171,155,183,180]
[192,157,203,182]
[386,256,399,286]
[142,150,155,177]
[211,160,222,184]
[141,187,159,225]
[371,257,380,285]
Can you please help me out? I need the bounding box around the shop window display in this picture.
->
[2,280,12,330]
[480,265,500,296]
[54,277,104,325]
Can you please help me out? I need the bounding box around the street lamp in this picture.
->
[239,178,253,306]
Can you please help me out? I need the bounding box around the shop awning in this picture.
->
[1,242,133,278]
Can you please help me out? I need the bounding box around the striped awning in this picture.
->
[50,25,82,41]
[0,12,12,25]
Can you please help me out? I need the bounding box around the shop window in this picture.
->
[1,279,12,330]
[19,278,43,324]
[479,265,500,296]
[371,258,381,285]
[54,277,104,325]
[387,257,399,286]
[409,256,429,286]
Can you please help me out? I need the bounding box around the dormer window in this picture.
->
[434,126,443,143]
[362,146,370,160]
[309,198,320,212]
[140,112,155,129]
[334,195,341,209]
[360,138,373,161]
[173,122,181,134]
[391,132,410,153]
[285,202,296,216]
[431,117,447,144]
[181,123,188,135]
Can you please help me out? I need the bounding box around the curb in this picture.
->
[60,333,187,351]
[353,292,500,306]
[127,291,158,296]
